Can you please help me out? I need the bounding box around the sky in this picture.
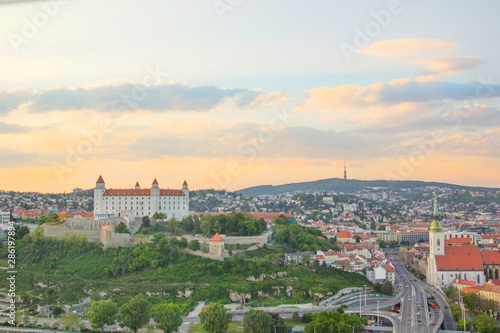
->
[1,0,500,193]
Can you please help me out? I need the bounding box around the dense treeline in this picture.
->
[181,212,267,236]
[139,212,267,237]
[272,224,337,252]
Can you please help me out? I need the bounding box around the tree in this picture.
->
[353,235,361,243]
[180,236,188,248]
[199,303,232,333]
[292,311,300,323]
[115,222,130,234]
[269,313,287,333]
[457,318,471,332]
[243,309,273,333]
[153,232,166,244]
[119,295,150,333]
[60,310,81,330]
[47,212,60,222]
[151,303,183,333]
[87,300,118,333]
[17,225,30,239]
[52,306,64,317]
[274,214,287,226]
[38,214,47,225]
[473,313,500,333]
[201,242,209,253]
[142,216,151,228]
[189,240,201,251]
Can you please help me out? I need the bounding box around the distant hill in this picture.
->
[236,178,499,196]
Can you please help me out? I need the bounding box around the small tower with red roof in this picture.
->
[182,180,189,198]
[151,178,160,197]
[209,233,225,256]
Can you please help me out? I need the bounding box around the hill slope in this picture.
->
[236,178,499,196]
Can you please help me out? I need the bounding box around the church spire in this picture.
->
[429,197,443,232]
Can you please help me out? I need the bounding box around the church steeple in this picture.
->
[429,197,443,232]
[343,161,347,180]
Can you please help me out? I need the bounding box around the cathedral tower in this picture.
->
[427,197,445,286]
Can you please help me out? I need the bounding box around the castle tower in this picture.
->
[94,175,106,219]
[182,180,189,198]
[150,178,160,215]
[427,197,445,286]
[344,161,347,180]
[151,178,160,195]
[135,182,140,189]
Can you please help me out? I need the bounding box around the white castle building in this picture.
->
[93,176,189,220]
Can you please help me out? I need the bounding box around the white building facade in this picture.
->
[93,176,189,220]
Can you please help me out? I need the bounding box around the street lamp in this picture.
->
[363,285,367,306]
[377,301,380,326]
[359,289,362,319]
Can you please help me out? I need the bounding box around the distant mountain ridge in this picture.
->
[235,178,499,196]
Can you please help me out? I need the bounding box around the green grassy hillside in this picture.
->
[0,234,369,312]
[236,178,499,196]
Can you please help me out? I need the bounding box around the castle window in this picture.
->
[437,239,440,246]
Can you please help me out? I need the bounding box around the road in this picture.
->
[342,249,457,333]
[386,249,456,332]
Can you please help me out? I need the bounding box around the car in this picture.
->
[408,317,411,321]
[431,321,435,325]
[435,309,439,313]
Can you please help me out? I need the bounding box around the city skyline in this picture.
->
[1,0,500,192]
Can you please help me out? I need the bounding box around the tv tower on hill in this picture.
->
[344,161,347,180]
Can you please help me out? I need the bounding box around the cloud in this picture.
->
[0,80,284,114]
[413,56,485,77]
[295,78,500,114]
[105,122,383,162]
[355,105,500,134]
[361,38,458,59]
[361,38,484,77]
[0,122,30,133]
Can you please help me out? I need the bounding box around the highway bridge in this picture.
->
[344,249,458,333]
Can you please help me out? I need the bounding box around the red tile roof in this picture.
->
[488,279,500,286]
[435,245,483,271]
[101,225,110,230]
[210,233,224,242]
[452,279,477,287]
[337,230,352,239]
[445,237,472,245]
[96,175,105,183]
[383,263,395,273]
[135,182,140,187]
[103,189,184,196]
[480,250,500,265]
[152,178,159,185]
[245,212,294,219]
[481,233,500,239]
[183,180,188,186]
[461,286,481,294]
[481,284,500,294]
